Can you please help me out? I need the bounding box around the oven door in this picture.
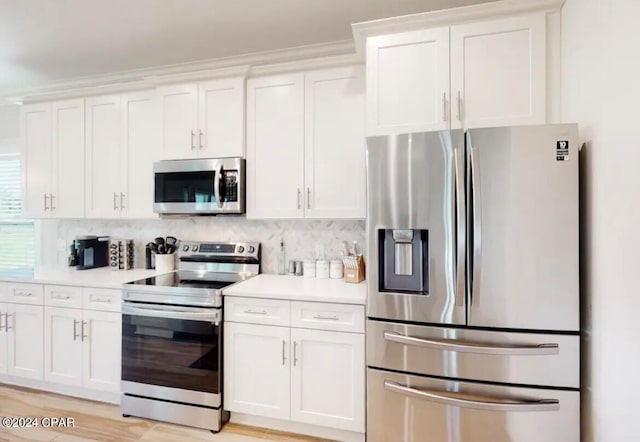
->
[153,157,245,214]
[121,302,222,407]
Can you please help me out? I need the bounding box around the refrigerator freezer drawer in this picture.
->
[368,368,580,442]
[367,320,579,388]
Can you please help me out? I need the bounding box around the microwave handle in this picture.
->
[214,163,224,209]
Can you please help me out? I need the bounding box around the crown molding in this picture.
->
[3,39,355,104]
[249,54,362,77]
[352,0,565,55]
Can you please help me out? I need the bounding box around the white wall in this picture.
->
[0,105,20,140]
[562,1,640,441]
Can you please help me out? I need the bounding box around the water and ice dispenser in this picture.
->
[378,229,429,295]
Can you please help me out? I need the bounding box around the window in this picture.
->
[0,153,35,270]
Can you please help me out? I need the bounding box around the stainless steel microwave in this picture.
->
[153,157,245,215]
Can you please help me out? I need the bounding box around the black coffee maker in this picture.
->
[74,236,109,270]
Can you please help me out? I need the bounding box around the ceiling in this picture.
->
[0,0,492,94]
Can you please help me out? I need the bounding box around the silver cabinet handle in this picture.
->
[44,194,49,211]
[313,315,340,321]
[442,92,447,122]
[453,147,465,307]
[93,297,112,303]
[120,192,125,210]
[469,143,482,306]
[5,313,13,331]
[73,320,79,341]
[306,188,311,209]
[384,381,559,412]
[53,294,71,300]
[81,321,88,341]
[199,130,204,149]
[297,188,302,210]
[456,90,462,121]
[383,331,559,356]
[113,192,119,211]
[243,309,267,315]
[293,341,298,366]
[14,291,33,297]
[191,130,196,149]
[282,340,286,366]
[50,194,56,210]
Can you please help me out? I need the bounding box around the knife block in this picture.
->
[343,255,365,283]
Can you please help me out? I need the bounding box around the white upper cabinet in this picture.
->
[121,91,159,219]
[85,95,122,219]
[247,74,305,219]
[450,14,546,129]
[22,100,85,219]
[366,28,450,135]
[248,68,366,220]
[198,77,245,158]
[304,67,366,219]
[159,77,245,160]
[21,103,52,218]
[51,99,85,218]
[159,83,198,160]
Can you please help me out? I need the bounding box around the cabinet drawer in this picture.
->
[291,301,364,333]
[83,288,121,312]
[45,285,83,308]
[6,283,44,305]
[225,297,290,326]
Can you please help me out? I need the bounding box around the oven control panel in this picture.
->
[178,241,260,258]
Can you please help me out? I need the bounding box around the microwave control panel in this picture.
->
[223,170,238,202]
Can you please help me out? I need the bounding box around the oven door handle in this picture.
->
[122,303,220,324]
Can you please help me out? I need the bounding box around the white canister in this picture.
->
[330,260,344,279]
[155,253,176,274]
[303,261,316,278]
[316,260,330,279]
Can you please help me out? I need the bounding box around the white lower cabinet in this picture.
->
[6,303,44,380]
[290,328,365,432]
[0,303,7,374]
[44,306,121,394]
[224,322,290,419]
[224,296,365,435]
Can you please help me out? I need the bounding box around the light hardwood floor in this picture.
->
[0,385,329,442]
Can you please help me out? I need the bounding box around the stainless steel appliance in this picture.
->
[366,124,580,442]
[74,236,109,270]
[153,157,245,215]
[121,240,260,431]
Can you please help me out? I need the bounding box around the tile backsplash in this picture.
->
[42,218,365,274]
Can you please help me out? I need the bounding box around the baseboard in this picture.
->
[0,375,120,405]
[230,412,365,442]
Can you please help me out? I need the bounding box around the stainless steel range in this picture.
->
[120,241,260,432]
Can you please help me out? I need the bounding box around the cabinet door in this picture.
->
[247,74,304,219]
[198,77,245,158]
[121,90,159,219]
[6,304,43,380]
[304,67,366,219]
[224,322,290,419]
[51,99,85,218]
[159,83,198,160]
[44,306,83,386]
[450,14,546,129]
[290,328,365,432]
[85,95,122,218]
[21,102,51,218]
[82,310,121,392]
[0,303,7,374]
[366,28,450,135]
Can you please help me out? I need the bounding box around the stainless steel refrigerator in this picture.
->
[366,124,580,442]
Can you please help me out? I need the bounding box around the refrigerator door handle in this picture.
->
[453,146,465,307]
[469,142,482,305]
[384,381,560,412]
[383,331,559,355]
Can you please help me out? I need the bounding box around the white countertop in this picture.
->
[0,266,167,289]
[223,274,367,305]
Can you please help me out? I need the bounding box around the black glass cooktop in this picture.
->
[127,271,235,290]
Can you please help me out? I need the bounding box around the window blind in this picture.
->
[0,153,35,270]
